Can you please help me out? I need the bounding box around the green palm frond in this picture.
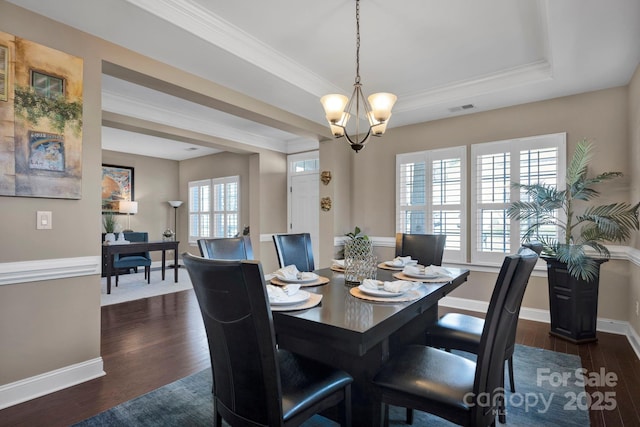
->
[572,172,623,201]
[577,203,640,241]
[510,138,640,280]
[566,139,592,186]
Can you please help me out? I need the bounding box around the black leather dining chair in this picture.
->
[197,236,253,260]
[182,253,353,427]
[395,233,447,266]
[373,250,538,427]
[272,233,315,272]
[424,241,543,407]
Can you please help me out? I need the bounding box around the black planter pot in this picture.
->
[544,257,607,344]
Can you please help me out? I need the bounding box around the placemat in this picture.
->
[377,262,404,271]
[270,276,330,287]
[349,286,425,303]
[392,272,452,283]
[330,266,345,272]
[270,293,322,311]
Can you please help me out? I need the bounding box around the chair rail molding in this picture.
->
[0,256,101,286]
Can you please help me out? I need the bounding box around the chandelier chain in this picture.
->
[355,0,361,83]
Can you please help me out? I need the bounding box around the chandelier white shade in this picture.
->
[320,0,397,152]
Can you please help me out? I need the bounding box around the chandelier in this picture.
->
[320,0,397,153]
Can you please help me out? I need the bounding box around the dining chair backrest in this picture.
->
[272,233,315,272]
[471,250,538,425]
[394,233,446,266]
[182,254,285,426]
[500,241,542,362]
[197,236,253,260]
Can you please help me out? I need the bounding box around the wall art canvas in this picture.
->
[101,164,134,213]
[0,30,83,199]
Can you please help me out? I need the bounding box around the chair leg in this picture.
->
[382,403,389,427]
[341,384,352,427]
[146,266,151,284]
[498,368,506,424]
[406,407,414,425]
[508,356,515,392]
[115,270,119,287]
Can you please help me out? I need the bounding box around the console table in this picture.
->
[102,240,179,294]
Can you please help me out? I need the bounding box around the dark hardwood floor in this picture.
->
[1,290,638,426]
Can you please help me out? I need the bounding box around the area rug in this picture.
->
[73,344,589,426]
[100,267,192,306]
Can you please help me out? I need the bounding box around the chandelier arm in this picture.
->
[343,126,372,153]
[319,0,396,152]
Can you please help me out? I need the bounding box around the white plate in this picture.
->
[384,260,417,267]
[277,272,319,283]
[358,284,405,297]
[270,290,311,306]
[404,272,441,279]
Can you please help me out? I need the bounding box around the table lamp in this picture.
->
[119,200,138,232]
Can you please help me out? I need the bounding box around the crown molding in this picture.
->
[124,0,340,97]
[102,89,290,153]
[398,60,553,111]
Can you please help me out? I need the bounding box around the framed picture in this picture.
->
[101,164,134,213]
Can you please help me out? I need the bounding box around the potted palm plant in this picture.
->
[507,139,639,343]
[102,212,118,242]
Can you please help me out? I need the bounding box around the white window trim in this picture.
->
[470,132,566,264]
[396,146,467,263]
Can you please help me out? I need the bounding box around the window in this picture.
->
[0,46,7,102]
[471,133,566,263]
[189,176,239,243]
[292,157,319,173]
[396,146,466,262]
[31,70,64,99]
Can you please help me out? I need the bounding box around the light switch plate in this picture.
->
[37,211,52,230]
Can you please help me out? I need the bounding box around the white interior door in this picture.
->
[290,173,319,261]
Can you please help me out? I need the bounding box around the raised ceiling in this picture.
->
[7,0,640,160]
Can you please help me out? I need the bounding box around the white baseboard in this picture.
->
[0,358,105,410]
[439,296,640,360]
[625,324,640,360]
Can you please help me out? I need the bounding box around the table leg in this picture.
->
[274,304,438,426]
[174,246,178,282]
[106,253,113,294]
[161,250,166,281]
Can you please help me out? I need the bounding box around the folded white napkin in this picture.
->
[383,280,414,293]
[403,264,451,278]
[424,265,451,277]
[332,259,345,268]
[402,264,423,276]
[386,256,415,267]
[273,265,300,280]
[266,284,300,302]
[362,279,382,290]
[362,279,414,293]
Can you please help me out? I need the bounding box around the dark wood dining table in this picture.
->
[272,265,470,426]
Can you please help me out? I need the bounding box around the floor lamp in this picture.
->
[168,200,183,240]
[168,200,183,268]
